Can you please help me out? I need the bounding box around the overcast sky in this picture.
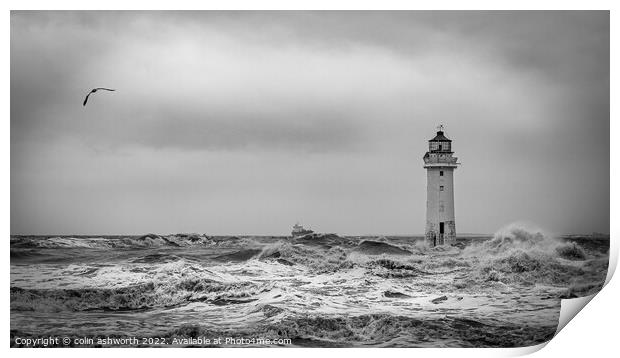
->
[11,11,609,235]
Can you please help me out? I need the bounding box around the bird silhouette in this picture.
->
[83,88,115,106]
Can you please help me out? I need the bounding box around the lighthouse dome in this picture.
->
[429,131,451,142]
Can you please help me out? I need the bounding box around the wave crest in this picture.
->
[467,223,598,287]
[11,269,272,312]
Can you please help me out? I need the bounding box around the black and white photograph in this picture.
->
[9,10,611,348]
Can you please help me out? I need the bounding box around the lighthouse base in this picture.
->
[425,220,456,247]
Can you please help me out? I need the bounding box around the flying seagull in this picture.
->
[83,88,115,106]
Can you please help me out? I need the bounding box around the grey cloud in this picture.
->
[92,109,361,153]
[10,11,609,235]
[174,11,609,81]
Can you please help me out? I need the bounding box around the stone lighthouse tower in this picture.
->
[423,125,458,246]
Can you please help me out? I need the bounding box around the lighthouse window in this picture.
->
[440,185,444,191]
[440,171,444,176]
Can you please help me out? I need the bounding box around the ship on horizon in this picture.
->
[291,223,314,237]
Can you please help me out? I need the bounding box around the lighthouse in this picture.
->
[423,125,459,246]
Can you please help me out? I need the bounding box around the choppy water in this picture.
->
[10,224,609,347]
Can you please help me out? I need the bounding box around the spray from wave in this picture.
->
[459,223,606,290]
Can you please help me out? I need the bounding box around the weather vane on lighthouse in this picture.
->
[437,124,444,132]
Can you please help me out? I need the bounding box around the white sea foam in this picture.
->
[10,227,608,347]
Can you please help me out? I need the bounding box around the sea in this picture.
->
[10,224,609,348]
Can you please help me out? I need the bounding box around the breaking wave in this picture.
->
[10,258,274,312]
[257,241,353,273]
[11,277,269,312]
[461,223,607,289]
[12,313,555,348]
[259,314,555,347]
[214,249,263,262]
[353,240,412,256]
[9,234,269,249]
